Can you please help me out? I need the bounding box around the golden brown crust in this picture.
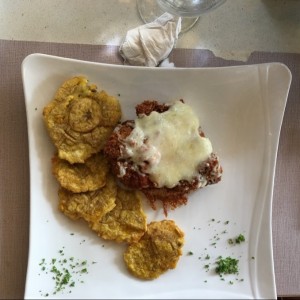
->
[123,220,184,279]
[43,76,121,164]
[135,100,170,116]
[90,188,147,243]
[58,175,117,223]
[52,152,110,193]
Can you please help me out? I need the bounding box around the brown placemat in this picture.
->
[0,39,299,299]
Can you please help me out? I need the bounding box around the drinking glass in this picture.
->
[137,0,226,32]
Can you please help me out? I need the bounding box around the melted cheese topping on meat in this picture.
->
[123,100,213,188]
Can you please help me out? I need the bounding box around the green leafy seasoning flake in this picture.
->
[38,250,95,296]
[228,238,234,245]
[215,256,239,275]
[235,234,245,244]
[198,219,246,285]
[228,234,246,245]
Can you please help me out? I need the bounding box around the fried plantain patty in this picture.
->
[90,188,147,243]
[123,220,184,279]
[52,152,110,193]
[43,76,121,164]
[58,175,117,223]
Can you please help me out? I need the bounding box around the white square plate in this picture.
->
[22,53,291,299]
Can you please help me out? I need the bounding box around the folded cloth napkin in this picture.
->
[119,13,181,67]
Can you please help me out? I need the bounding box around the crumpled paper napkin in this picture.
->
[119,13,181,67]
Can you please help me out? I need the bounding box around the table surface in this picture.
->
[0,0,300,299]
[1,0,300,61]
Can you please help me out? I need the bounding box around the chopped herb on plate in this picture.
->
[215,256,239,275]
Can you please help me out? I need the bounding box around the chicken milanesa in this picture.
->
[104,100,223,215]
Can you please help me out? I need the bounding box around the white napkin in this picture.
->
[119,13,181,67]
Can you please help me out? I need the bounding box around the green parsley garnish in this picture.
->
[215,256,239,275]
[228,234,246,245]
[228,238,234,245]
[236,234,245,244]
[38,249,95,296]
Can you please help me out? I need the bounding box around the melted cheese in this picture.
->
[123,100,213,188]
